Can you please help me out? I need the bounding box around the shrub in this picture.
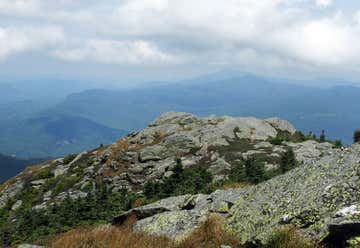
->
[53,175,80,196]
[144,158,213,200]
[143,181,161,199]
[0,188,136,245]
[269,131,308,145]
[228,161,247,182]
[245,157,266,184]
[32,168,53,180]
[63,154,77,165]
[280,147,297,173]
[333,140,343,149]
[291,131,307,143]
[269,136,284,145]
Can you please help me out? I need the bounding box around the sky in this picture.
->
[1,0,360,84]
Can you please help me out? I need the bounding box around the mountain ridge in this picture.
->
[2,112,357,247]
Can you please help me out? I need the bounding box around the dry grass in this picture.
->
[49,225,173,248]
[47,218,321,248]
[49,214,172,248]
[106,139,130,165]
[177,215,241,248]
[151,132,167,145]
[220,181,251,190]
[0,177,16,192]
[97,139,132,177]
[131,197,147,208]
[265,225,320,248]
[47,215,240,248]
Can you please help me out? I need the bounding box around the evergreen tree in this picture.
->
[280,147,297,173]
[229,161,247,182]
[161,158,184,197]
[245,158,266,184]
[354,130,360,143]
[319,130,326,143]
[144,181,161,199]
[292,131,306,142]
[333,140,343,149]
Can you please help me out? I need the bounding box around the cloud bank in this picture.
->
[1,0,360,78]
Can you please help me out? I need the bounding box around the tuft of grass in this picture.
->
[265,225,319,248]
[177,215,240,248]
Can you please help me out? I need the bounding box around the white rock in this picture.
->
[11,200,23,211]
[335,205,360,217]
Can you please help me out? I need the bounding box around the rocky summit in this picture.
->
[0,112,359,247]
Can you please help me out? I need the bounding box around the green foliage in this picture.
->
[0,188,136,246]
[16,186,43,210]
[291,131,307,143]
[144,158,213,200]
[245,157,266,184]
[63,154,78,164]
[81,182,94,193]
[354,130,360,143]
[333,140,343,149]
[228,161,247,182]
[233,126,241,136]
[32,168,53,180]
[280,147,297,173]
[225,146,298,187]
[269,130,310,145]
[53,175,80,196]
[144,181,162,198]
[269,136,285,145]
[319,130,326,143]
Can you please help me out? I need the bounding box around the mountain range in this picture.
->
[50,76,360,143]
[1,74,360,159]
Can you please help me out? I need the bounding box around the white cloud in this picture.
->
[315,0,333,8]
[0,0,40,16]
[52,40,181,64]
[0,26,65,61]
[1,0,360,78]
[109,0,360,67]
[271,16,360,65]
[354,11,360,25]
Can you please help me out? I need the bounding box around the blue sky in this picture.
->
[1,0,360,85]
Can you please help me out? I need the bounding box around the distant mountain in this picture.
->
[0,79,113,104]
[0,154,45,183]
[49,76,360,144]
[0,115,127,158]
[1,75,359,157]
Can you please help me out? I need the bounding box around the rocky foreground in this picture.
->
[114,144,360,246]
[0,112,359,247]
